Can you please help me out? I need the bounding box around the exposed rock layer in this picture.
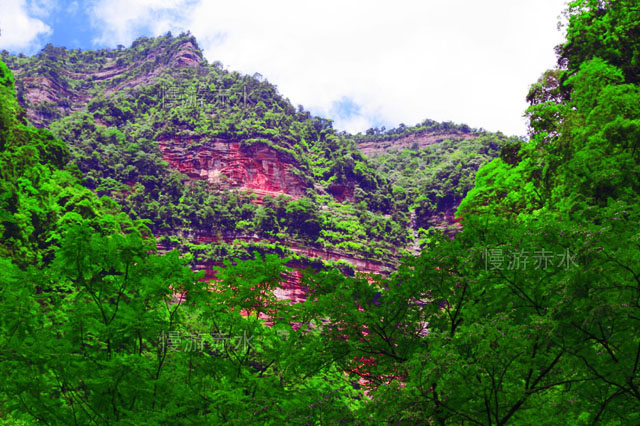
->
[158,138,308,199]
[8,38,203,127]
[158,232,393,304]
[356,131,476,156]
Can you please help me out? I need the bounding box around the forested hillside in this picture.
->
[2,34,509,273]
[355,122,522,232]
[1,0,639,423]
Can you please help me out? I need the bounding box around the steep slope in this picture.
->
[3,33,410,276]
[157,138,308,199]
[355,119,478,156]
[2,35,204,126]
[3,33,515,274]
[4,2,640,422]
[1,58,370,423]
[354,120,520,234]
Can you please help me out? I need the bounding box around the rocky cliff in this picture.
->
[356,129,477,156]
[4,33,504,292]
[354,124,511,233]
[158,137,309,200]
[4,35,204,127]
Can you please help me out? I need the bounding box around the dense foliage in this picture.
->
[3,34,418,264]
[2,0,640,423]
[0,57,365,424]
[353,118,478,142]
[366,133,518,231]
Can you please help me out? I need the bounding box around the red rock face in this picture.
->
[158,138,308,199]
[171,41,202,67]
[420,194,464,235]
[204,250,384,305]
[160,233,391,306]
[272,268,306,304]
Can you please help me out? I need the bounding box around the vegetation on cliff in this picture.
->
[2,32,514,266]
[3,34,419,265]
[2,0,640,423]
[363,131,521,231]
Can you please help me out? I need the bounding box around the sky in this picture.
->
[0,0,568,137]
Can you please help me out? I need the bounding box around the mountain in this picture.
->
[3,1,640,422]
[355,119,478,156]
[354,120,521,232]
[1,32,508,277]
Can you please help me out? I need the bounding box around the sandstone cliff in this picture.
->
[158,137,309,199]
[4,35,203,127]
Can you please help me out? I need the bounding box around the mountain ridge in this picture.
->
[2,32,511,274]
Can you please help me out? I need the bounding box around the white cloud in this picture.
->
[89,0,569,136]
[27,0,58,19]
[0,0,52,54]
[89,0,192,47]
